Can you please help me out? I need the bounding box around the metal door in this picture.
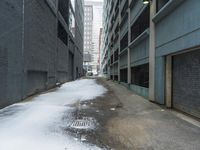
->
[172,50,200,118]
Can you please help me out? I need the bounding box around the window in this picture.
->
[58,0,69,25]
[120,32,128,51]
[120,68,128,83]
[58,21,68,46]
[131,63,149,88]
[131,6,150,41]
[114,49,119,62]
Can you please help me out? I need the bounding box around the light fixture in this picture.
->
[143,0,150,4]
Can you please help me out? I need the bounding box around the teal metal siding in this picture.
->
[156,0,200,56]
[155,0,200,104]
[130,36,149,67]
[130,84,149,98]
[155,56,165,104]
[120,51,128,69]
[130,0,144,25]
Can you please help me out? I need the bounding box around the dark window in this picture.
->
[121,0,128,18]
[114,75,118,81]
[131,64,149,88]
[58,0,69,25]
[58,21,68,46]
[120,68,128,83]
[111,55,114,64]
[114,49,119,62]
[131,6,150,42]
[157,0,170,12]
[110,75,113,80]
[120,32,128,52]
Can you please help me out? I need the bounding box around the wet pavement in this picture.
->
[64,78,200,150]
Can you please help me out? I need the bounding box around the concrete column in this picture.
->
[118,54,120,82]
[127,6,131,85]
[166,55,172,108]
[118,1,121,83]
[149,0,156,101]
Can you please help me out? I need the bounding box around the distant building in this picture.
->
[0,0,84,108]
[84,4,93,72]
[84,1,103,74]
[102,0,200,118]
[98,28,103,73]
[84,5,93,55]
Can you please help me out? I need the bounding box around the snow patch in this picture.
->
[0,79,107,150]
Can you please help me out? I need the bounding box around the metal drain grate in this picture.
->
[70,117,96,129]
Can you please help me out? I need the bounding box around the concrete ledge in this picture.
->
[120,82,129,88]
[129,29,149,49]
[130,57,149,67]
[45,0,57,16]
[153,0,185,23]
[119,47,128,56]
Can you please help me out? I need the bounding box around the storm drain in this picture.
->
[70,117,96,130]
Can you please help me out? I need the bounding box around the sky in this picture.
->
[85,0,103,2]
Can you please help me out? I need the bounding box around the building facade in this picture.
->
[101,0,200,118]
[84,1,103,74]
[83,4,93,72]
[0,0,84,108]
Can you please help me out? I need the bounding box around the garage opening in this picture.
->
[131,63,149,88]
[131,6,149,42]
[172,50,200,118]
[120,68,127,83]
[110,75,113,80]
[120,32,128,52]
[114,75,118,81]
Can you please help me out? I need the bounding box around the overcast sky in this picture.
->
[85,0,103,2]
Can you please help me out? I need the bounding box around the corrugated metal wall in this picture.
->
[173,50,200,118]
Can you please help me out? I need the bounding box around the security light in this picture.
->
[143,0,150,4]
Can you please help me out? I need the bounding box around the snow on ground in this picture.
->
[0,79,107,150]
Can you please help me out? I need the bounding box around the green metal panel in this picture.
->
[155,56,165,104]
[130,84,149,98]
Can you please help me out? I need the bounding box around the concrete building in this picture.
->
[98,28,103,72]
[84,4,93,72]
[0,0,84,108]
[84,1,103,74]
[101,0,200,118]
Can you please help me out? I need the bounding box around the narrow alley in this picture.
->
[1,0,200,149]
[0,78,199,150]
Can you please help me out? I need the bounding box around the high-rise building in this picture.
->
[102,0,200,118]
[98,28,103,72]
[83,4,93,72]
[0,0,84,108]
[84,1,103,74]
[84,5,93,54]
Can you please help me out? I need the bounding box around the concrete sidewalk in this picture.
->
[77,78,200,150]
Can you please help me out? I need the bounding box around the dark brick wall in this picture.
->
[0,0,24,107]
[0,0,84,108]
[173,49,200,118]
[24,0,57,95]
